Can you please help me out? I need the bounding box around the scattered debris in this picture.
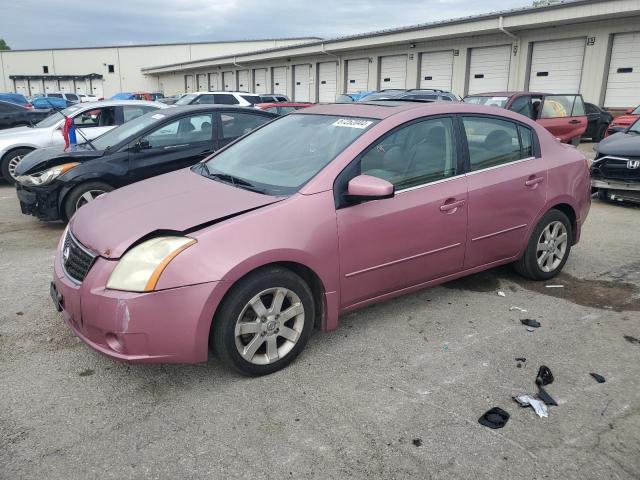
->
[478,407,510,429]
[16,311,23,316]
[497,291,506,297]
[517,363,523,368]
[412,438,423,447]
[520,319,541,329]
[78,369,95,377]
[513,394,549,418]
[545,285,564,288]
[590,373,606,383]
[537,386,558,406]
[509,306,528,312]
[535,366,554,386]
[515,357,527,362]
[624,335,639,345]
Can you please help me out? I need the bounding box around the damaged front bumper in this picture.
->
[591,178,640,204]
[16,182,63,221]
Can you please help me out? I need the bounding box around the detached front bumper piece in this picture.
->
[16,183,62,221]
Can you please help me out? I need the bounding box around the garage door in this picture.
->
[420,51,454,90]
[604,32,640,108]
[74,80,86,95]
[196,74,207,91]
[90,79,103,99]
[30,79,43,95]
[318,62,337,102]
[44,78,58,93]
[185,75,194,92]
[294,64,311,102]
[467,45,512,94]
[59,80,73,93]
[208,72,219,91]
[222,72,233,91]
[528,38,585,92]
[14,79,28,95]
[346,58,369,93]
[254,68,267,94]
[237,70,250,91]
[379,55,407,89]
[272,67,287,95]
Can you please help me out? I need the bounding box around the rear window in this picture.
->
[48,93,63,98]
[464,96,509,107]
[214,94,239,105]
[260,96,275,102]
[175,94,198,105]
[66,94,79,100]
[240,95,261,105]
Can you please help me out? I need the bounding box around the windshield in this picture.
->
[464,96,509,107]
[202,114,377,195]
[175,94,198,105]
[632,106,640,115]
[628,118,640,134]
[34,105,83,128]
[92,111,167,150]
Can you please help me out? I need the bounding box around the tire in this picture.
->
[595,124,608,142]
[211,266,315,376]
[596,189,608,201]
[1,148,32,184]
[513,209,572,281]
[63,181,114,221]
[570,136,581,147]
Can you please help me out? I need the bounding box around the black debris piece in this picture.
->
[537,386,558,406]
[520,319,541,328]
[536,366,554,386]
[515,357,526,362]
[412,438,423,447]
[478,407,510,429]
[590,373,606,383]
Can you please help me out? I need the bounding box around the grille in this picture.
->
[593,156,640,181]
[61,230,96,283]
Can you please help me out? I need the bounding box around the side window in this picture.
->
[278,106,296,114]
[265,107,279,113]
[194,95,215,105]
[122,106,155,123]
[585,103,597,115]
[144,114,214,148]
[66,94,79,101]
[519,125,534,158]
[540,95,585,119]
[214,94,239,105]
[73,107,117,128]
[360,117,456,190]
[509,96,534,119]
[220,112,270,139]
[462,116,525,171]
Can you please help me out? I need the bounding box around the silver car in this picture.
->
[0,100,167,183]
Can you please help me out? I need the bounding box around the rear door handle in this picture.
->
[440,199,465,212]
[525,176,544,187]
[569,119,581,124]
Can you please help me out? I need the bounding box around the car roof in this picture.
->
[257,102,311,107]
[465,91,546,97]
[191,91,260,96]
[164,104,278,116]
[64,99,167,110]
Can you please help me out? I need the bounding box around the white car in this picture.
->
[0,100,167,183]
[78,94,100,102]
[46,92,81,104]
[174,91,262,108]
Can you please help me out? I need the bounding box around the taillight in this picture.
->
[25,103,34,109]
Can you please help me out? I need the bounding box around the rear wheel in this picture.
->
[63,181,113,220]
[514,209,572,280]
[211,266,315,376]
[1,148,32,184]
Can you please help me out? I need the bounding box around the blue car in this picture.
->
[110,92,136,100]
[336,91,375,103]
[31,96,67,110]
[0,93,31,108]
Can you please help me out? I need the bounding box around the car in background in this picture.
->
[46,92,81,105]
[78,94,100,103]
[0,101,51,130]
[50,101,591,375]
[110,92,155,101]
[359,89,460,102]
[0,93,33,109]
[31,96,68,110]
[583,102,613,142]
[256,102,313,115]
[0,100,166,183]
[149,93,165,101]
[463,92,587,144]
[605,105,640,137]
[258,94,290,103]
[158,93,186,105]
[336,91,375,103]
[175,91,262,108]
[15,105,277,221]
[591,117,640,204]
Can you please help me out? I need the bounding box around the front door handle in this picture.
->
[569,119,581,124]
[525,176,544,187]
[440,198,465,213]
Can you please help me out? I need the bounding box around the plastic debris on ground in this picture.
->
[545,285,564,288]
[478,407,510,429]
[590,373,606,383]
[535,366,554,386]
[520,319,541,332]
[513,394,549,418]
[497,291,506,297]
[537,386,558,406]
[509,306,528,312]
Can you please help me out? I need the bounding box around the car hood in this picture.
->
[70,168,283,259]
[611,114,638,126]
[16,146,104,175]
[0,125,41,143]
[596,132,640,157]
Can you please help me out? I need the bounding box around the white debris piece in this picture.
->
[497,291,506,297]
[545,285,564,288]
[509,306,528,312]
[513,394,549,418]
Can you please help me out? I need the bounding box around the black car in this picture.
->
[591,118,640,204]
[583,102,613,142]
[15,105,277,222]
[0,100,51,130]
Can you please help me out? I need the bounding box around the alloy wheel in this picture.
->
[234,287,305,365]
[75,190,106,210]
[536,221,568,273]
[7,155,24,180]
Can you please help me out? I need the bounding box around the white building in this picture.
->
[0,38,319,99]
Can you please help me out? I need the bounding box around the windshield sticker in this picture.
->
[151,113,166,120]
[332,118,373,129]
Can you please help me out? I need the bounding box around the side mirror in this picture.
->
[345,174,394,203]
[133,138,151,151]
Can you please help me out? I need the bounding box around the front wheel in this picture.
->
[1,148,32,184]
[63,181,113,221]
[514,209,572,280]
[211,266,315,376]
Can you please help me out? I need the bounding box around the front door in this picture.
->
[537,94,587,143]
[128,113,216,183]
[461,115,547,268]
[336,116,468,308]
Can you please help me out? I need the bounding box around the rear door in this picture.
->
[127,113,216,183]
[461,115,547,268]
[217,111,274,148]
[537,94,587,143]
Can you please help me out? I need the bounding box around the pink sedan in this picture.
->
[51,101,591,376]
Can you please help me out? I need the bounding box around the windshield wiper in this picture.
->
[203,167,266,194]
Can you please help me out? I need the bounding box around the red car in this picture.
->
[256,102,312,115]
[464,92,587,144]
[605,105,640,137]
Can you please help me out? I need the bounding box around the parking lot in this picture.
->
[0,141,638,479]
